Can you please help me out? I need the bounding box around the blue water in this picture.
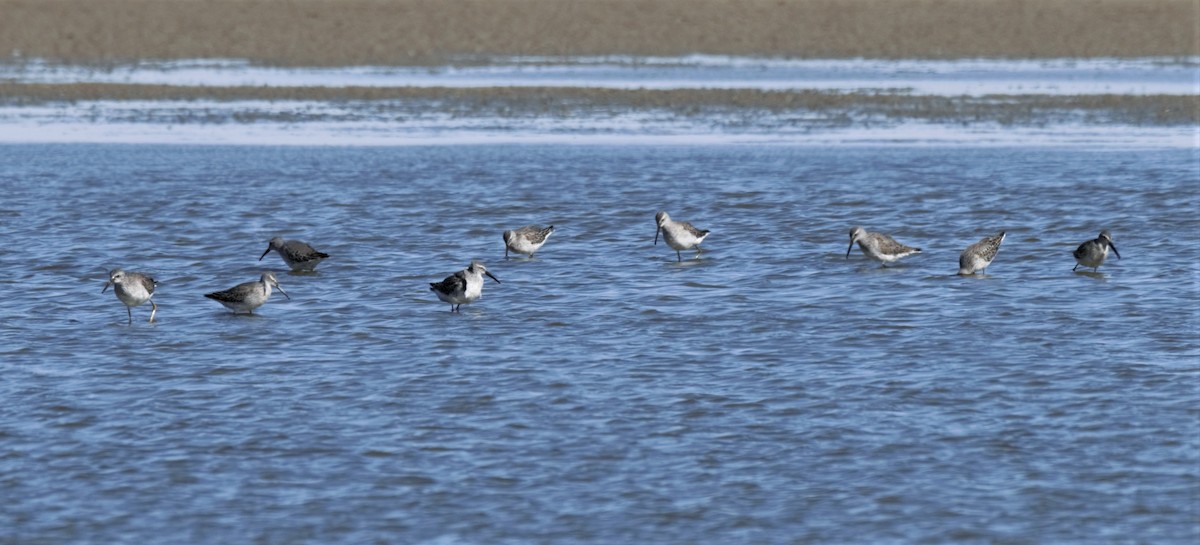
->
[1,143,1197,544]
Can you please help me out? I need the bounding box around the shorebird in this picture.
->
[958,231,1006,275]
[102,268,158,323]
[430,261,500,312]
[259,237,329,271]
[655,211,710,262]
[503,225,555,258]
[847,226,922,266]
[1073,230,1121,272]
[204,272,289,314]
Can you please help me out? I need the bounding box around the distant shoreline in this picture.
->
[1,0,1194,66]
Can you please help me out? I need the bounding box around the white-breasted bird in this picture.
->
[847,226,921,267]
[430,261,501,312]
[102,268,158,323]
[205,272,289,314]
[958,231,1006,275]
[503,225,555,258]
[655,211,710,262]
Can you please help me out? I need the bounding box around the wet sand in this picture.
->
[1,0,1194,66]
[3,83,1194,125]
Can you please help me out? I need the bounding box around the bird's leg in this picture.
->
[676,250,682,262]
[149,301,157,323]
[1073,264,1079,272]
[127,307,133,324]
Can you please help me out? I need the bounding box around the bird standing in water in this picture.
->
[847,226,921,267]
[430,261,501,312]
[958,231,1006,275]
[205,272,290,314]
[655,211,710,262]
[259,237,329,271]
[102,268,158,323]
[503,225,555,258]
[1073,230,1120,272]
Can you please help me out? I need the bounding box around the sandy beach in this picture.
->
[1,0,1194,65]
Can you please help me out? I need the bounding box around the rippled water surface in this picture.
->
[6,56,1195,95]
[1,143,1197,544]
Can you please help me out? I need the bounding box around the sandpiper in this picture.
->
[847,226,922,266]
[958,231,1006,275]
[102,268,158,323]
[1073,230,1121,272]
[430,261,500,312]
[204,272,289,314]
[655,211,710,262]
[259,237,329,271]
[503,225,555,258]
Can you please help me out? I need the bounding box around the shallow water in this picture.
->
[2,143,1197,543]
[0,103,1191,149]
[2,56,1195,149]
[5,56,1195,95]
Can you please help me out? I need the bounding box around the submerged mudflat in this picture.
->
[0,56,1194,146]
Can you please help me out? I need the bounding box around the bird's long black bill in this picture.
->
[485,271,501,284]
[102,282,111,293]
[258,247,271,261]
[1110,243,1121,260]
[654,228,660,245]
[845,243,854,259]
